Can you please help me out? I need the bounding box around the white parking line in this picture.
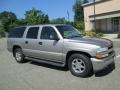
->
[115,54,120,59]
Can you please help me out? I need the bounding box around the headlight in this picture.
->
[96,47,108,59]
[96,47,108,53]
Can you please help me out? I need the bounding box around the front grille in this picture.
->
[108,48,114,57]
[108,44,114,56]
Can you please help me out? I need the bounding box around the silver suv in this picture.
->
[7,24,115,77]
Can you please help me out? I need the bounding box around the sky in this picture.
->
[0,0,91,21]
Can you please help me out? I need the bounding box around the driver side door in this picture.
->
[37,26,63,62]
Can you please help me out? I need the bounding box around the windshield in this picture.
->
[56,25,81,39]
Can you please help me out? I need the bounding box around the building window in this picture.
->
[112,17,119,32]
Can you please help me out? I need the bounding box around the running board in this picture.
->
[25,57,65,67]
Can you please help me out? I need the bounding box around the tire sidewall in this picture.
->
[14,48,24,63]
[68,54,93,77]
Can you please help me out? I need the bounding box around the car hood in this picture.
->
[67,37,112,48]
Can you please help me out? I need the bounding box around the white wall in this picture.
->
[83,0,120,31]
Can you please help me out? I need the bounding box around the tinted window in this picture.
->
[41,27,57,40]
[26,27,39,39]
[8,27,26,38]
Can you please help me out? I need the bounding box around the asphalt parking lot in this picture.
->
[0,38,120,90]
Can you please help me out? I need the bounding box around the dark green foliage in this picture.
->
[72,0,89,33]
[25,8,49,25]
[73,0,89,22]
[9,19,27,29]
[96,33,104,37]
[0,11,17,21]
[83,0,89,4]
[0,11,17,32]
[73,21,85,32]
[73,0,83,22]
[50,17,66,24]
[83,31,104,38]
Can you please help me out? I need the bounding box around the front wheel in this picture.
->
[68,54,93,77]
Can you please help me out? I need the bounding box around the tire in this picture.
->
[13,48,26,63]
[68,54,93,77]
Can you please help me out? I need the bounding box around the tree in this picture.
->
[9,19,27,29]
[73,0,83,22]
[0,11,17,21]
[0,11,17,32]
[42,15,49,24]
[24,8,49,25]
[73,21,85,32]
[73,0,89,22]
[50,17,66,24]
[83,0,89,4]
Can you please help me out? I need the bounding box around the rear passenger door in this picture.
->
[23,26,40,57]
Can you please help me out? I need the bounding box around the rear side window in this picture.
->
[8,27,26,38]
[26,27,39,39]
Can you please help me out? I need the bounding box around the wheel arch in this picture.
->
[12,45,22,56]
[65,50,92,66]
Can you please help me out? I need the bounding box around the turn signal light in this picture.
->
[96,54,108,59]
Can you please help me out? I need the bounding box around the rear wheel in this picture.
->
[68,54,93,77]
[14,48,26,63]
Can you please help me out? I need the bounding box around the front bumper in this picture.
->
[91,52,115,72]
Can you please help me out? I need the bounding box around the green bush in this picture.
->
[85,31,97,37]
[84,31,104,38]
[81,32,86,36]
[118,33,120,38]
[73,21,85,32]
[96,33,104,37]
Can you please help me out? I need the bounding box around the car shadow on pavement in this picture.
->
[28,61,94,78]
[29,61,69,71]
[26,60,115,78]
[95,62,115,77]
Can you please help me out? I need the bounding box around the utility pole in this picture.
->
[93,0,96,32]
[67,10,70,22]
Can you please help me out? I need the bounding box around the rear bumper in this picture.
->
[91,52,115,72]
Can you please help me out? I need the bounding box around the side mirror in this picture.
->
[54,36,60,41]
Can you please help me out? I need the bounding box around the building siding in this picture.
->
[83,0,120,31]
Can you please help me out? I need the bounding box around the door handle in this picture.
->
[38,42,42,45]
[25,41,28,44]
